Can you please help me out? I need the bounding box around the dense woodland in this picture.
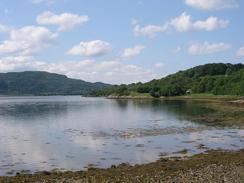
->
[90,63,244,97]
[0,71,110,95]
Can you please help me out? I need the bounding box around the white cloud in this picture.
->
[122,45,145,58]
[0,26,57,56]
[37,11,89,31]
[45,60,156,84]
[67,40,112,57]
[0,24,10,32]
[0,57,158,84]
[185,0,239,10]
[133,12,228,37]
[0,56,45,72]
[133,24,168,37]
[188,42,231,55]
[170,12,229,32]
[154,63,164,69]
[237,47,244,57]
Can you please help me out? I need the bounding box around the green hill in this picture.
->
[0,71,111,95]
[90,63,244,97]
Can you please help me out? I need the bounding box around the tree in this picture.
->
[150,86,161,98]
[0,80,8,92]
[117,86,129,96]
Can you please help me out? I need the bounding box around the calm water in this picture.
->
[0,96,243,176]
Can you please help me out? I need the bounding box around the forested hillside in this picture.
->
[0,71,110,95]
[90,63,244,97]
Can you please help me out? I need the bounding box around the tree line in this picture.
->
[90,63,244,97]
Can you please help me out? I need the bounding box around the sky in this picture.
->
[0,0,243,84]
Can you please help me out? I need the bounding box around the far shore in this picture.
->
[106,95,155,99]
[106,94,244,103]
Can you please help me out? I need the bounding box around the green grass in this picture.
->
[171,93,243,100]
[188,93,214,97]
[128,92,151,97]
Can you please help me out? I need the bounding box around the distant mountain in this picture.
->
[0,71,111,95]
[90,63,244,97]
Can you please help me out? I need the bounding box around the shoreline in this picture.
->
[106,94,244,99]
[1,149,243,182]
[106,95,155,99]
[106,95,244,104]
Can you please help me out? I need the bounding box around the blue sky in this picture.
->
[0,0,243,84]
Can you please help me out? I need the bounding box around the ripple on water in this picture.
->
[0,96,243,176]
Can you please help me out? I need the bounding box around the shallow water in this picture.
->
[0,96,243,176]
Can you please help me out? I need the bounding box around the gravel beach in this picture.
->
[1,150,243,183]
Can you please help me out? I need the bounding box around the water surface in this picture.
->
[0,96,243,176]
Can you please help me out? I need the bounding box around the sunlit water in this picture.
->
[0,96,243,176]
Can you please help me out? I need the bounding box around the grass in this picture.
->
[172,93,242,99]
[241,175,244,183]
[128,91,151,97]
[108,92,152,98]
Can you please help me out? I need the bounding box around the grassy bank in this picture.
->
[106,91,152,99]
[165,93,243,101]
[107,93,243,100]
[1,150,244,183]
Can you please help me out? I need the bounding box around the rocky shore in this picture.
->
[1,150,244,183]
[229,99,244,105]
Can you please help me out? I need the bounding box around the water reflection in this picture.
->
[114,99,215,120]
[0,103,68,120]
[0,96,243,176]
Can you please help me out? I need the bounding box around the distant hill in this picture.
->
[90,63,244,97]
[0,71,111,95]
